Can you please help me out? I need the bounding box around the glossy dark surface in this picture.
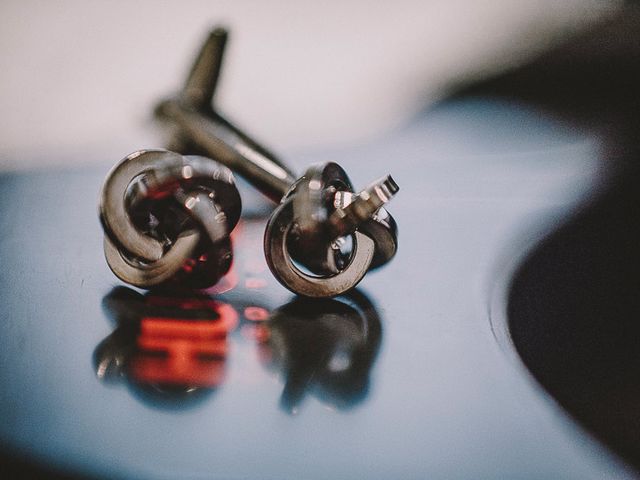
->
[0,98,635,479]
[508,156,640,471]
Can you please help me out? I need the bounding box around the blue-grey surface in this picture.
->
[0,98,633,479]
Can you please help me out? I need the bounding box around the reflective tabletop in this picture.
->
[0,97,635,479]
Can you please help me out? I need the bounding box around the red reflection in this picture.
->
[145,297,239,330]
[130,300,238,387]
[244,306,269,322]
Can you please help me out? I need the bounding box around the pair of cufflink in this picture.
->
[99,28,398,298]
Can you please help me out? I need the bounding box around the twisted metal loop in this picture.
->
[99,149,241,289]
[265,196,376,298]
[285,163,399,275]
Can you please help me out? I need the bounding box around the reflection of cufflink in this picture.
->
[263,290,382,413]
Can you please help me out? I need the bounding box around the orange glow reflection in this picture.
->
[131,301,238,387]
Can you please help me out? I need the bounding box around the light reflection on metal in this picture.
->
[203,219,243,295]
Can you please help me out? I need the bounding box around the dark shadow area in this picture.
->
[457,5,640,138]
[508,159,640,469]
[0,450,102,480]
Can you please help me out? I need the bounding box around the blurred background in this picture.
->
[0,0,621,170]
